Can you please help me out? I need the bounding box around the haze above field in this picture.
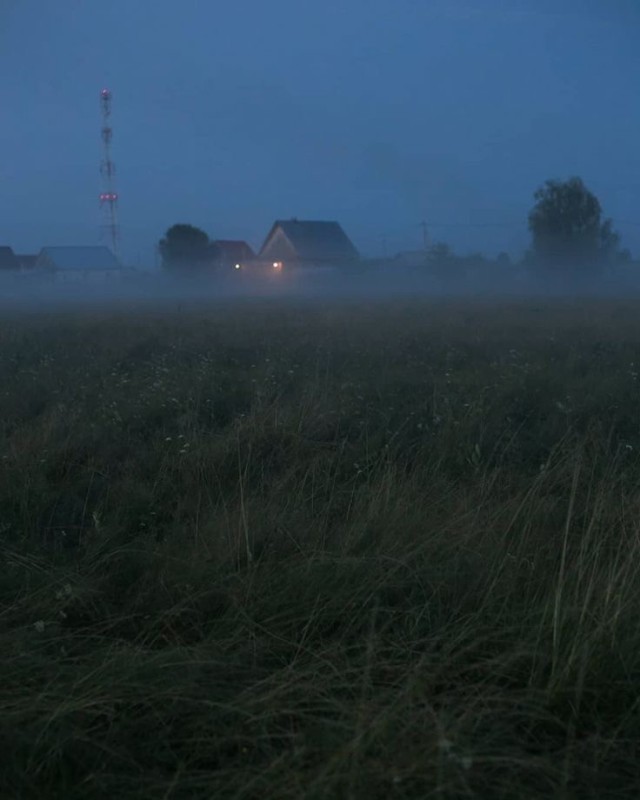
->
[1,0,639,265]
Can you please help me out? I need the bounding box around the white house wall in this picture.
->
[260,227,297,262]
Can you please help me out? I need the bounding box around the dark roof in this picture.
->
[0,246,19,270]
[36,246,120,271]
[211,240,255,262]
[259,220,359,263]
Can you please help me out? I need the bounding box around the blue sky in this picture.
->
[1,0,639,265]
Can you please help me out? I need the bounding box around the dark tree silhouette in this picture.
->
[159,224,211,274]
[527,177,621,275]
[426,241,454,264]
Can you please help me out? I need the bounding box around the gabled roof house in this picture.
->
[258,220,359,267]
[35,246,122,281]
[211,240,255,268]
[0,246,19,271]
[16,254,38,271]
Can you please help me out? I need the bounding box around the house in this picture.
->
[16,254,38,272]
[210,240,255,269]
[35,246,122,282]
[0,246,19,271]
[258,219,359,268]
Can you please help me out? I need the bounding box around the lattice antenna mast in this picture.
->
[99,88,120,261]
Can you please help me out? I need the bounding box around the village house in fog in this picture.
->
[35,246,123,282]
[1,247,42,273]
[258,219,359,268]
[16,254,38,271]
[0,246,19,271]
[211,239,255,269]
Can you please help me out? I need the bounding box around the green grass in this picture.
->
[2,296,640,798]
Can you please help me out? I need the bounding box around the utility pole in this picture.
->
[420,221,430,266]
[420,221,429,252]
[380,235,388,259]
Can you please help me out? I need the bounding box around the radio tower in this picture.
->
[99,88,120,261]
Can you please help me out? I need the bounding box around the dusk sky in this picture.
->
[1,0,639,266]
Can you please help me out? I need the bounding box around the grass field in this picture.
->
[2,295,640,798]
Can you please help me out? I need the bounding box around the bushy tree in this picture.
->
[424,241,456,282]
[159,224,211,274]
[618,248,633,265]
[527,177,621,275]
[426,241,454,265]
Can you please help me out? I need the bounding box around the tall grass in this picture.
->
[2,297,640,798]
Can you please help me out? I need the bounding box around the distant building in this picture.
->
[211,240,255,269]
[0,246,19,271]
[258,219,359,268]
[16,254,38,272]
[35,246,122,282]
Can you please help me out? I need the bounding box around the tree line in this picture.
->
[159,176,633,279]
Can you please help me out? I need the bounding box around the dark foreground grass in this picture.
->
[2,296,640,798]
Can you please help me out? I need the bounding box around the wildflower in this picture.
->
[437,737,473,769]
[55,583,73,600]
[472,443,481,458]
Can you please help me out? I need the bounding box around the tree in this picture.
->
[425,241,454,280]
[159,224,211,274]
[617,247,633,266]
[426,241,454,265]
[527,176,621,276]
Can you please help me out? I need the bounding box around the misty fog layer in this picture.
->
[3,263,640,315]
